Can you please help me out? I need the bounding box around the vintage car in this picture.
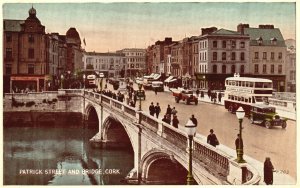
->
[134,89,146,100]
[249,104,287,129]
[172,88,198,105]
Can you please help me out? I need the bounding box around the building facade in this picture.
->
[117,48,146,78]
[243,24,287,92]
[83,52,125,78]
[196,27,250,90]
[3,7,48,92]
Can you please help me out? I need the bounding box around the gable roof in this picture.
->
[244,28,286,47]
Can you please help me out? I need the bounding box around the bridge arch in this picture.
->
[85,104,99,131]
[140,149,189,185]
[102,114,134,151]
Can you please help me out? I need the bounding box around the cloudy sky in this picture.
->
[2,1,296,52]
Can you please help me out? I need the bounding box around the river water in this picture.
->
[3,126,134,185]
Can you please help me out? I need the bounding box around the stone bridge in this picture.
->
[76,90,260,185]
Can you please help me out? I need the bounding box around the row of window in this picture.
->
[212,40,245,49]
[127,58,145,62]
[6,34,35,43]
[6,48,35,60]
[211,65,245,74]
[212,52,245,61]
[5,64,35,75]
[254,64,283,74]
[254,52,282,60]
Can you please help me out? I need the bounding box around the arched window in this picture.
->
[240,65,245,74]
[231,65,236,73]
[222,65,226,74]
[213,65,217,73]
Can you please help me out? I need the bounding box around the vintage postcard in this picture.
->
[1,0,298,187]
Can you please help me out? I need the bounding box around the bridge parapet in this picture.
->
[84,91,261,185]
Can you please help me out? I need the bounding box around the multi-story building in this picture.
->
[196,27,250,90]
[151,38,174,74]
[65,27,83,73]
[191,36,200,87]
[3,7,83,92]
[3,7,48,92]
[170,41,183,78]
[83,52,125,78]
[242,24,287,91]
[285,45,296,92]
[145,45,154,74]
[117,48,146,78]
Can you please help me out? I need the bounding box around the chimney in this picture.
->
[237,23,249,35]
[201,27,218,35]
[259,24,274,29]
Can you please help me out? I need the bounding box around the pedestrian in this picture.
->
[196,89,200,97]
[200,90,204,98]
[154,87,157,95]
[172,115,179,128]
[166,114,171,124]
[208,89,211,99]
[235,134,243,157]
[190,114,198,127]
[218,92,222,103]
[166,104,172,115]
[264,157,274,185]
[149,102,155,116]
[154,103,161,118]
[207,129,219,147]
[171,107,177,117]
[162,115,168,124]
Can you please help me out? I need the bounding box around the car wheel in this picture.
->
[175,97,179,103]
[282,121,287,129]
[186,99,189,105]
[265,121,272,129]
[195,100,198,105]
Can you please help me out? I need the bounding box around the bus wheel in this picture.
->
[282,121,287,129]
[250,115,254,124]
[265,121,271,129]
[228,105,233,113]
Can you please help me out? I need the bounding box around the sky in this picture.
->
[2,1,296,52]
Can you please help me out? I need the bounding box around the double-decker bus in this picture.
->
[224,76,273,115]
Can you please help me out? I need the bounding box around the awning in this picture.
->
[164,76,174,83]
[153,74,161,80]
[169,79,177,83]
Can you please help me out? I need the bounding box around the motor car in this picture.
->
[151,81,164,92]
[134,89,146,100]
[249,104,287,129]
[172,88,198,105]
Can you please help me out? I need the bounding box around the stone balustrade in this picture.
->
[3,89,261,185]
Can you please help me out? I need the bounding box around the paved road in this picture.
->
[107,83,296,180]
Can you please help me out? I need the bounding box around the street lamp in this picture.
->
[236,106,246,163]
[60,75,64,89]
[83,74,86,89]
[185,119,197,185]
[99,73,104,93]
[138,83,142,111]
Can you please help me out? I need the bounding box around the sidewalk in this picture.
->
[194,134,296,185]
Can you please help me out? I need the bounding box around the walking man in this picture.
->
[149,102,155,116]
[264,157,274,185]
[166,104,172,116]
[154,103,161,118]
[190,114,198,127]
[172,115,179,128]
[207,129,219,147]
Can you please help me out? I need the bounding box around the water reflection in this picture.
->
[3,126,134,185]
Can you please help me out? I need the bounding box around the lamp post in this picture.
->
[82,74,86,126]
[138,83,142,111]
[236,106,246,163]
[185,119,197,185]
[60,75,64,89]
[99,73,104,93]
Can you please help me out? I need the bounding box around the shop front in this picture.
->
[10,75,50,93]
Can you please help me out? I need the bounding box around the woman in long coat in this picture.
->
[264,157,274,185]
